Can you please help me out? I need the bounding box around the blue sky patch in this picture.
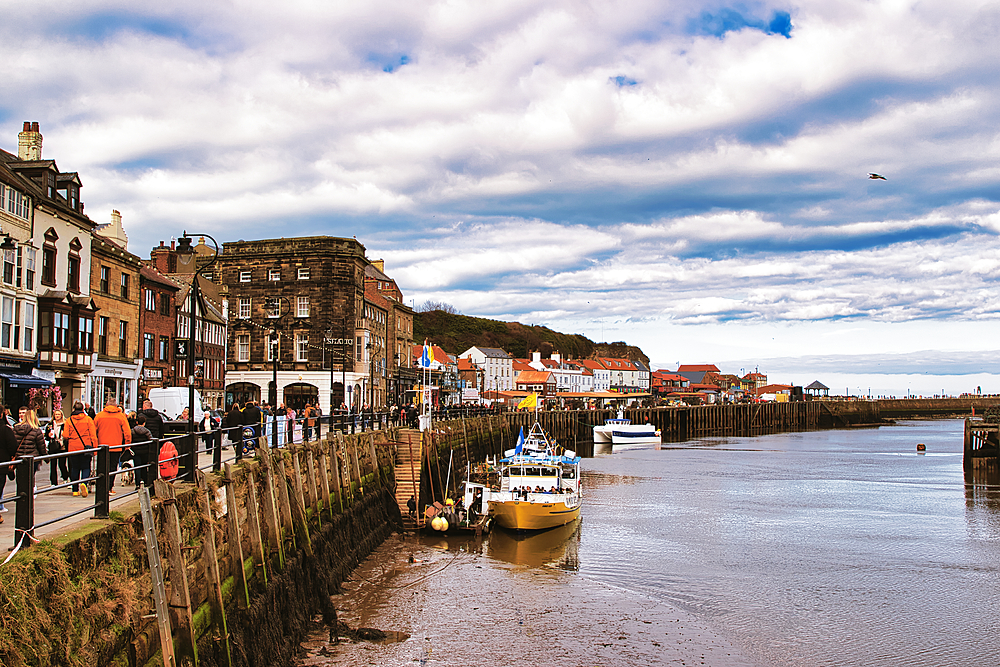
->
[688,7,792,39]
[611,75,638,87]
[65,12,192,43]
[369,53,411,73]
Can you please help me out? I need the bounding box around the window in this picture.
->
[159,336,169,362]
[239,270,251,283]
[145,289,156,311]
[269,269,281,281]
[1,297,12,348]
[267,332,279,362]
[238,298,251,319]
[78,317,93,352]
[143,333,154,359]
[265,299,280,318]
[23,302,33,353]
[296,333,309,362]
[41,246,56,286]
[296,296,309,318]
[297,268,310,280]
[121,273,130,300]
[159,293,170,316]
[100,266,109,293]
[118,321,128,357]
[24,247,35,290]
[2,249,14,285]
[237,334,250,362]
[68,255,80,293]
[98,316,109,355]
[54,312,70,349]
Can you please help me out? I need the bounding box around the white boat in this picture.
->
[463,421,581,531]
[593,411,661,449]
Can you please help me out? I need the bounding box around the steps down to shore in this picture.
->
[394,429,424,531]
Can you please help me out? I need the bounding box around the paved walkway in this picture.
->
[0,446,242,552]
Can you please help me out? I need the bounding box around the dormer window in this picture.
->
[269,269,281,281]
[297,268,310,280]
[239,270,251,283]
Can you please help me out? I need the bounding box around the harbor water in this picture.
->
[298,419,1000,666]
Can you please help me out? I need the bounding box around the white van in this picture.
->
[148,388,206,422]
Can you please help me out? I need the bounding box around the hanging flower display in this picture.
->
[27,385,63,414]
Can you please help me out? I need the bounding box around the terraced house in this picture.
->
[0,122,98,409]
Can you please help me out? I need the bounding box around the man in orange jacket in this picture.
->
[94,397,132,494]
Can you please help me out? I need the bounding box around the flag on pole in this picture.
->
[514,426,525,455]
[516,393,537,410]
[421,340,433,368]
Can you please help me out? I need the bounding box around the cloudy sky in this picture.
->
[2,0,998,394]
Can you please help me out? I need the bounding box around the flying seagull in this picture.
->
[868,173,887,180]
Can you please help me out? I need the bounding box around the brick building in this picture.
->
[219,236,371,412]
[149,239,227,410]
[137,263,179,400]
[364,261,415,406]
[85,213,143,411]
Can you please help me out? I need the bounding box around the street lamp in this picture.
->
[266,295,291,449]
[176,232,219,482]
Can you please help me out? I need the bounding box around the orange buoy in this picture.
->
[916,443,926,451]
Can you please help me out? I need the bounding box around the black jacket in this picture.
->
[241,405,262,428]
[0,422,17,465]
[140,408,165,440]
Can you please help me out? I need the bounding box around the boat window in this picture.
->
[541,467,557,477]
[562,468,575,479]
[502,468,509,477]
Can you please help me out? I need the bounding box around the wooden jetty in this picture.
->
[964,419,999,473]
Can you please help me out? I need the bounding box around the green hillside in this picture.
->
[414,310,649,365]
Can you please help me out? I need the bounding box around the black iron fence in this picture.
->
[0,405,504,554]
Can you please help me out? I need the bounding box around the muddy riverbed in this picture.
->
[296,528,755,666]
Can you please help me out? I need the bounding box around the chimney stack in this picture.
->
[18,121,43,161]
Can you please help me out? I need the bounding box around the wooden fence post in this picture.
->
[223,464,250,608]
[195,471,233,667]
[153,479,198,666]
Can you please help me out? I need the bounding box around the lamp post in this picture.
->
[266,295,290,449]
[175,232,219,482]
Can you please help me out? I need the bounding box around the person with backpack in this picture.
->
[65,401,97,497]
[130,414,153,489]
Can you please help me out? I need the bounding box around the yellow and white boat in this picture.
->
[465,421,581,531]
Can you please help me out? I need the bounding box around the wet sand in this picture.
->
[296,530,756,666]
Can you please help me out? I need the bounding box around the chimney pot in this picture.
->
[31,122,39,132]
[22,121,30,131]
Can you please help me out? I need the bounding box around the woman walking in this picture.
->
[45,409,69,486]
[14,408,46,495]
[64,401,97,496]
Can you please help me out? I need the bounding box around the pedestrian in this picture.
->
[303,403,314,441]
[84,402,97,419]
[0,406,17,519]
[224,402,242,448]
[14,408,46,492]
[242,400,263,443]
[407,495,416,518]
[94,397,132,495]
[45,409,70,486]
[64,401,97,497]
[130,414,153,488]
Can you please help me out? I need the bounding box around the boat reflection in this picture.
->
[487,519,581,571]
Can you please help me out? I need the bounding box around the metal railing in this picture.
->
[0,406,501,554]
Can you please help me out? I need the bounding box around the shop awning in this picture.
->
[0,373,53,388]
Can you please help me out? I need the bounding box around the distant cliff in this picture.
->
[414,310,648,365]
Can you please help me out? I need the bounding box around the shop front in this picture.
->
[86,360,143,413]
[0,355,53,415]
